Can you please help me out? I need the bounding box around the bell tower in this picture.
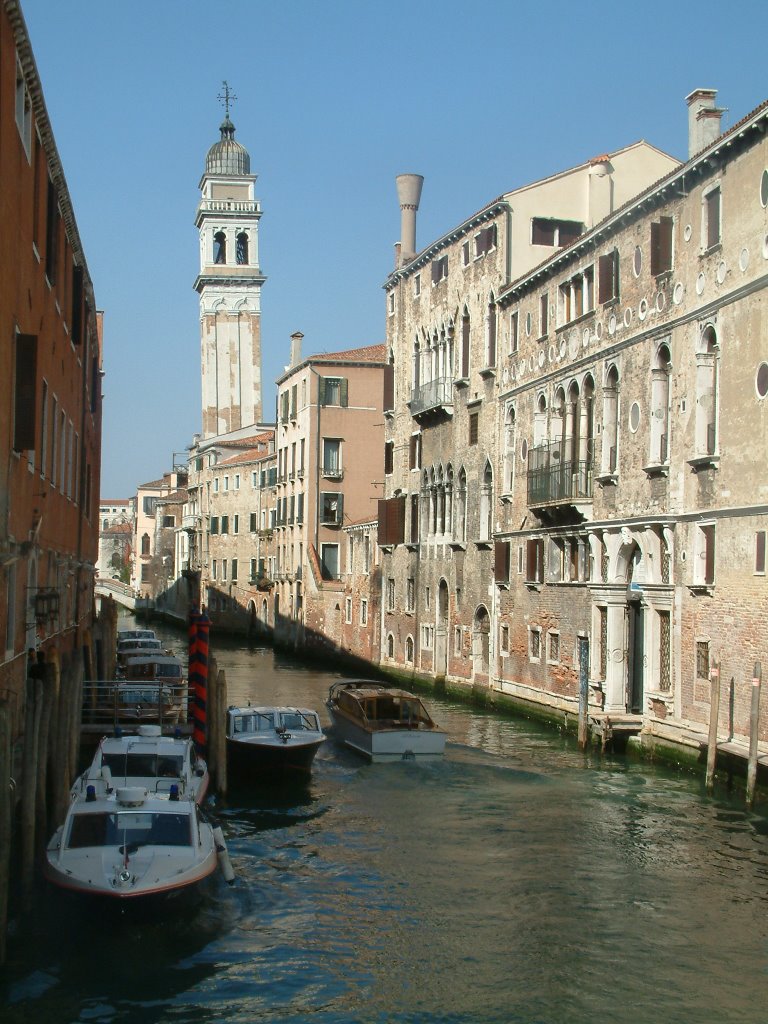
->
[194,83,265,439]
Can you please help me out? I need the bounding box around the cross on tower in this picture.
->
[217,81,237,117]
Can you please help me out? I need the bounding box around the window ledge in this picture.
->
[536,334,549,344]
[687,454,719,472]
[643,462,669,478]
[499,493,513,504]
[601,295,620,309]
[595,472,618,487]
[383,409,394,420]
[479,366,496,379]
[379,544,395,553]
[448,541,466,551]
[495,581,510,590]
[525,582,542,591]
[556,308,594,335]
[654,269,673,284]
[454,377,470,390]
[688,583,714,595]
[699,242,722,259]
[474,540,493,550]
[466,396,482,409]
[404,542,420,552]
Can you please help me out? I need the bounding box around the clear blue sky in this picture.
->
[19,0,767,498]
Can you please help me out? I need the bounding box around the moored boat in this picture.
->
[226,705,325,776]
[44,785,226,901]
[326,680,447,762]
[74,724,209,804]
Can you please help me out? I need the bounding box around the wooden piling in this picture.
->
[216,668,228,796]
[746,662,762,809]
[0,703,12,966]
[705,659,721,794]
[20,678,43,900]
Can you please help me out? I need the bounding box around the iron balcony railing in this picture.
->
[409,377,453,416]
[527,440,593,506]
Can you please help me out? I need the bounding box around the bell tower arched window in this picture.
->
[213,231,226,264]
[236,232,249,265]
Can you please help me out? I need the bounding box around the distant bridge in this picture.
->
[95,577,151,613]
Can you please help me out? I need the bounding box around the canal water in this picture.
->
[2,618,768,1023]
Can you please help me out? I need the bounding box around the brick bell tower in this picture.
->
[194,82,265,438]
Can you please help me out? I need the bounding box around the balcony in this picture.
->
[409,377,454,420]
[198,198,261,215]
[182,514,201,531]
[527,440,593,523]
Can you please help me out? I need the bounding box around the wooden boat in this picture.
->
[100,681,183,725]
[73,724,209,805]
[226,705,325,776]
[123,654,188,721]
[326,680,447,762]
[44,784,231,901]
[116,637,164,672]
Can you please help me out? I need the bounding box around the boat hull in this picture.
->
[226,735,324,776]
[328,709,446,762]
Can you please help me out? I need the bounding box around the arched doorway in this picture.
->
[473,605,490,679]
[435,579,449,677]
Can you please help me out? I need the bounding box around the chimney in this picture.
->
[686,89,725,158]
[587,154,614,227]
[289,331,303,368]
[396,174,424,268]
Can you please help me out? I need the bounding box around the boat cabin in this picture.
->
[334,684,436,730]
[117,629,157,644]
[227,707,322,737]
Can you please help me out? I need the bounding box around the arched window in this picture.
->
[387,633,395,658]
[455,468,467,543]
[479,462,493,541]
[696,325,718,457]
[534,393,548,448]
[236,232,249,265]
[503,405,516,493]
[405,635,414,663]
[650,344,671,464]
[412,336,421,390]
[445,465,454,539]
[602,365,619,475]
[486,293,497,368]
[102,518,109,531]
[460,308,470,378]
[141,533,150,555]
[213,231,226,264]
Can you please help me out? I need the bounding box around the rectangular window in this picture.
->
[559,266,594,324]
[756,531,767,575]
[162,515,175,528]
[704,186,721,250]
[500,624,509,653]
[406,577,415,612]
[40,380,48,476]
[474,224,497,257]
[386,577,395,612]
[221,515,229,535]
[384,440,394,475]
[531,217,583,247]
[510,311,519,354]
[462,240,470,266]
[231,558,238,581]
[547,631,560,664]
[250,512,258,532]
[529,627,542,661]
[322,438,342,476]
[280,390,289,423]
[290,384,298,419]
[526,538,544,583]
[425,586,430,611]
[15,57,32,160]
[377,495,406,546]
[222,559,228,581]
[210,516,219,535]
[14,334,37,452]
[320,543,339,580]
[319,376,348,407]
[223,476,229,492]
[694,523,715,586]
[494,540,511,584]
[45,177,59,284]
[414,274,421,297]
[141,564,150,583]
[431,254,448,284]
[421,624,433,649]
[651,216,674,275]
[409,433,421,470]
[696,639,710,681]
[234,473,240,490]
[320,491,343,525]
[250,558,257,580]
[539,293,548,337]
[360,599,368,626]
[469,412,479,446]
[345,597,353,624]
[598,249,619,303]
[233,514,239,534]
[213,478,219,492]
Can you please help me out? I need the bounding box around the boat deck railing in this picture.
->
[81,680,192,737]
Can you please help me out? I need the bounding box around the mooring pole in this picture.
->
[705,658,720,794]
[578,637,589,750]
[746,662,762,810]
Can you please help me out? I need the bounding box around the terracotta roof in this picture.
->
[216,447,275,468]
[157,489,187,504]
[137,478,166,490]
[104,523,132,536]
[214,431,274,449]
[313,343,387,363]
[100,498,130,505]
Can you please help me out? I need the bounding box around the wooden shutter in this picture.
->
[494,541,510,583]
[340,378,349,407]
[469,412,479,446]
[383,362,394,411]
[706,190,720,249]
[651,217,673,275]
[14,334,37,451]
[598,251,617,303]
[71,265,84,345]
[378,496,405,545]
[384,441,394,475]
[317,377,326,406]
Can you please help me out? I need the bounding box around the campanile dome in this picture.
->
[205,114,251,175]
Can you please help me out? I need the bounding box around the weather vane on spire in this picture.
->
[218,80,237,117]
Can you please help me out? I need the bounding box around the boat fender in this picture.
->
[213,825,235,885]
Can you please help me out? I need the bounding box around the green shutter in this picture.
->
[340,378,348,407]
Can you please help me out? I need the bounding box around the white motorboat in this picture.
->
[74,724,209,805]
[326,680,447,762]
[226,705,326,776]
[116,637,164,672]
[117,628,157,644]
[44,785,230,901]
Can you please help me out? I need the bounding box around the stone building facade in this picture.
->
[379,89,768,754]
[379,134,680,690]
